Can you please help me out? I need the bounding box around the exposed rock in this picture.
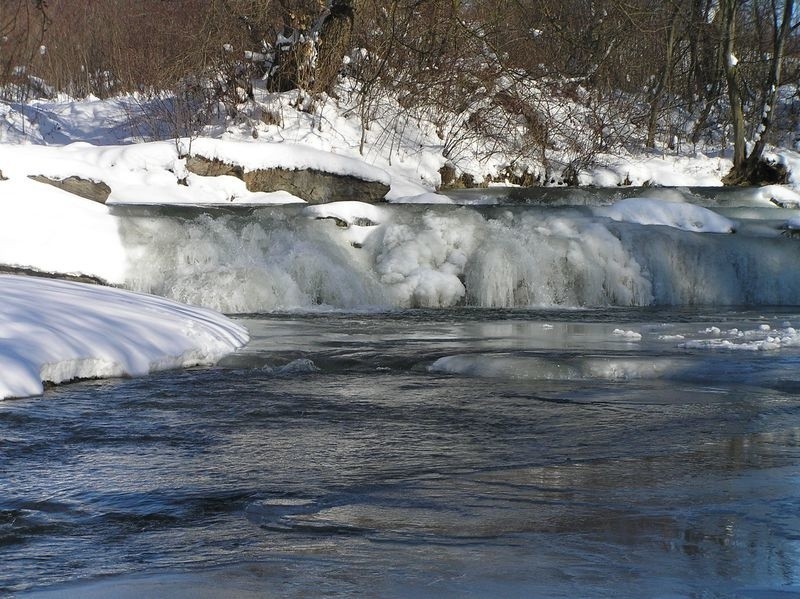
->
[351,216,378,227]
[437,169,486,190]
[754,159,789,185]
[770,197,800,208]
[185,154,390,204]
[439,164,457,188]
[185,156,244,179]
[0,264,112,286]
[439,164,541,190]
[780,226,800,238]
[495,166,540,187]
[259,109,281,127]
[315,216,349,227]
[314,215,379,228]
[28,175,111,203]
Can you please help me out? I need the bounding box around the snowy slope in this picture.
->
[5,90,785,196]
[0,275,249,400]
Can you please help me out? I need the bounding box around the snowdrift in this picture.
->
[0,275,249,399]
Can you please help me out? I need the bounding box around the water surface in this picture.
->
[5,308,800,597]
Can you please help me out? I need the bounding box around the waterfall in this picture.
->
[115,202,800,313]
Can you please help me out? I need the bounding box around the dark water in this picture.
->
[5,308,800,597]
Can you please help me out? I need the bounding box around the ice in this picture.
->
[262,358,321,376]
[612,329,643,341]
[429,354,684,381]
[115,203,800,312]
[598,198,736,233]
[658,334,685,341]
[679,323,800,351]
[1,97,800,313]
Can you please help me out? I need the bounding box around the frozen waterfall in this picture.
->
[115,197,800,313]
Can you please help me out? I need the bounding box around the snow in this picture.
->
[582,152,731,187]
[0,275,248,400]
[303,201,385,246]
[4,88,800,196]
[0,140,381,206]
[187,138,391,185]
[0,177,126,283]
[597,198,736,233]
[743,184,800,207]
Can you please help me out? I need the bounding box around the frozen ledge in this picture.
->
[0,275,249,399]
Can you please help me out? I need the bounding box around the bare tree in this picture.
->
[0,0,49,101]
[720,0,796,184]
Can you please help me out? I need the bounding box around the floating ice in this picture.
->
[679,324,800,351]
[612,329,643,341]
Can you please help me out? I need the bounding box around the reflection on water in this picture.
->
[5,308,800,597]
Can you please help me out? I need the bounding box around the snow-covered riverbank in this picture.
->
[0,275,248,400]
[3,93,800,397]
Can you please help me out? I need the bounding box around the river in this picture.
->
[4,187,800,597]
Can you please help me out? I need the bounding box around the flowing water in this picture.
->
[5,187,800,597]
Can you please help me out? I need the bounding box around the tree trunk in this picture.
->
[646,4,681,149]
[743,0,794,176]
[312,0,357,95]
[268,1,358,95]
[723,0,794,185]
[719,0,746,174]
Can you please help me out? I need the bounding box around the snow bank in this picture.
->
[597,198,736,233]
[0,177,126,283]
[744,184,800,207]
[6,93,800,200]
[0,140,381,206]
[0,275,249,399]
